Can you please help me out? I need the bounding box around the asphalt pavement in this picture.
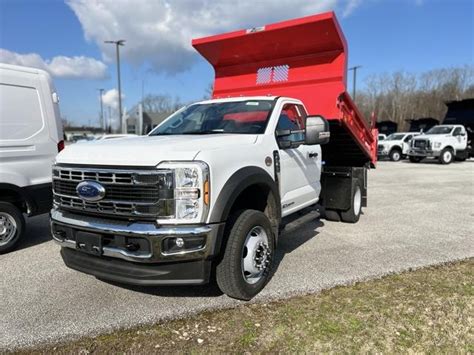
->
[1,161,473,350]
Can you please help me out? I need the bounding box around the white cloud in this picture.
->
[67,0,363,75]
[102,88,124,110]
[0,49,107,79]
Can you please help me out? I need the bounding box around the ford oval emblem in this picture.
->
[76,181,106,202]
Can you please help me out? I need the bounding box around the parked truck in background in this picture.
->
[377,132,420,161]
[0,64,64,253]
[409,125,469,164]
[50,12,377,300]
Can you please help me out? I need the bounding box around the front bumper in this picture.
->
[51,209,224,285]
[408,148,439,157]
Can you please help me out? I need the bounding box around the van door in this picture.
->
[275,102,321,217]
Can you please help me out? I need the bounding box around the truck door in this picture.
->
[276,103,321,217]
[402,134,414,154]
[452,126,468,151]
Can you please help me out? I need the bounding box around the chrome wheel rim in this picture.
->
[393,151,400,161]
[443,151,452,162]
[354,186,362,216]
[241,226,271,284]
[0,212,17,247]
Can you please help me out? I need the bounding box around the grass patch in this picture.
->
[17,259,474,354]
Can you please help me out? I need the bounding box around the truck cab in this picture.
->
[51,12,377,300]
[408,124,468,164]
[377,132,420,161]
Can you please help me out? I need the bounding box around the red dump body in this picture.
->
[193,12,377,167]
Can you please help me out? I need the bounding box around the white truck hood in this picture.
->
[56,134,258,167]
[414,134,449,140]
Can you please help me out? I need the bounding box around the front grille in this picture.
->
[53,166,173,219]
[413,139,429,149]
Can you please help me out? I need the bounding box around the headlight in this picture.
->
[433,142,442,149]
[156,161,210,224]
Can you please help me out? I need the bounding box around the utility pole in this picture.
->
[348,65,362,101]
[104,39,125,132]
[97,88,104,131]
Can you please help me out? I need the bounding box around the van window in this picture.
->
[0,84,44,140]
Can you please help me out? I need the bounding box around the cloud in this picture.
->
[67,0,362,75]
[102,88,124,110]
[0,49,107,79]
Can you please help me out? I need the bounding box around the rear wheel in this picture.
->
[216,210,275,301]
[340,180,362,223]
[389,149,402,162]
[409,156,423,163]
[0,202,25,254]
[439,148,454,164]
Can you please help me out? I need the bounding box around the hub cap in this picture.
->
[354,186,362,216]
[241,226,271,284]
[443,151,452,162]
[0,212,17,247]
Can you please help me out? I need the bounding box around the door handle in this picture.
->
[309,152,318,158]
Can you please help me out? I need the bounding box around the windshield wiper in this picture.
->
[180,130,227,135]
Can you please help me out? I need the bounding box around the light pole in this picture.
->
[104,39,125,132]
[348,65,362,101]
[97,88,104,131]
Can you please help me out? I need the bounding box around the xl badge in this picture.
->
[76,181,106,202]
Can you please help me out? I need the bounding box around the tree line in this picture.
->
[355,65,474,130]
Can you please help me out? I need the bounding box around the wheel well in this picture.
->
[390,146,402,153]
[0,189,26,213]
[443,146,454,152]
[227,183,280,239]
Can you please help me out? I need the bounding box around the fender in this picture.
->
[0,182,52,216]
[209,166,281,224]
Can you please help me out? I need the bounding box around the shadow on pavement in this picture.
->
[16,213,52,251]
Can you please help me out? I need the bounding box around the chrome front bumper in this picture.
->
[50,209,224,263]
[408,149,439,157]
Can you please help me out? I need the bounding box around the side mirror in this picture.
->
[305,115,330,145]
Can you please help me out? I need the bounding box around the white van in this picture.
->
[0,63,64,253]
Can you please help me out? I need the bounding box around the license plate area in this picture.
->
[76,231,103,256]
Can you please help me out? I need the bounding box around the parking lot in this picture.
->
[1,161,473,350]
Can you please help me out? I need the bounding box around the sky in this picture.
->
[0,0,473,127]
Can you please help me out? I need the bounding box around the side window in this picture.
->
[276,103,305,143]
[453,127,462,136]
[404,134,413,142]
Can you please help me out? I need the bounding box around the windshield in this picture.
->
[149,100,275,135]
[426,126,453,135]
[385,134,405,141]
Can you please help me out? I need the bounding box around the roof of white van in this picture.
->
[0,63,49,76]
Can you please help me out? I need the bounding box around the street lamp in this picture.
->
[348,65,362,101]
[104,39,125,132]
[97,88,104,131]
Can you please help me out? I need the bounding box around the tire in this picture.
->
[439,148,454,164]
[389,148,402,162]
[0,202,25,254]
[216,209,275,301]
[409,156,423,163]
[323,209,341,222]
[340,180,362,223]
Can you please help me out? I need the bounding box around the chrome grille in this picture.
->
[413,139,429,149]
[52,166,173,218]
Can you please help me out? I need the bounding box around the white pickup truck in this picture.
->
[408,124,469,164]
[50,12,377,300]
[377,132,420,161]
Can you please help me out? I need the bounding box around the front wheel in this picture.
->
[216,210,275,300]
[439,148,454,164]
[389,149,402,162]
[0,202,25,254]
